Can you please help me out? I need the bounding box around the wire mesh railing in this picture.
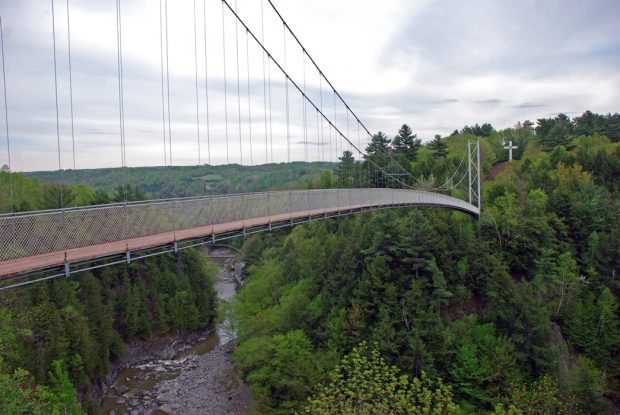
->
[0,188,478,264]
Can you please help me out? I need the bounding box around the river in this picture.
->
[100,250,250,415]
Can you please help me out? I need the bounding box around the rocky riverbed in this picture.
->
[103,341,249,415]
[100,250,250,415]
[151,341,250,415]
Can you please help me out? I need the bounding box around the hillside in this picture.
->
[25,161,336,199]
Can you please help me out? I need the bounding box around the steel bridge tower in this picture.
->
[467,141,481,211]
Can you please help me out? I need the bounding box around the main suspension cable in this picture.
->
[437,149,466,189]
[221,0,412,189]
[265,0,422,186]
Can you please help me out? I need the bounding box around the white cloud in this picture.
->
[0,0,619,171]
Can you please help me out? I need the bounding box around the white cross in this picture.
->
[504,140,518,161]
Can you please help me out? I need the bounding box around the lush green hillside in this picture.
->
[24,161,336,200]
[231,111,620,414]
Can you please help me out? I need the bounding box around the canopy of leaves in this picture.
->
[300,342,458,415]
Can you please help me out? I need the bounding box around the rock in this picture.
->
[143,410,155,415]
[156,392,171,402]
[130,410,140,415]
[129,398,139,406]
[114,397,126,405]
[108,411,116,415]
[159,404,172,414]
[116,385,129,395]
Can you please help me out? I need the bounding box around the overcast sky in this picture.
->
[1,0,619,171]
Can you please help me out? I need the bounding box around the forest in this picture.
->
[0,251,218,414]
[231,110,620,414]
[0,109,619,414]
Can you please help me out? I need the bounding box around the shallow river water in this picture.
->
[100,253,242,415]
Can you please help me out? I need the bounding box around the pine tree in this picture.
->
[428,135,448,158]
[392,124,421,163]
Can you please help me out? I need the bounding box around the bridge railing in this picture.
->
[0,188,478,262]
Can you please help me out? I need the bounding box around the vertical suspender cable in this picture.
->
[315,100,320,161]
[246,30,252,165]
[234,0,242,165]
[193,0,201,164]
[302,50,308,215]
[357,121,362,187]
[221,1,229,163]
[244,31,251,166]
[115,0,129,251]
[266,0,421,190]
[281,23,290,217]
[66,0,76,188]
[165,0,172,165]
[347,111,351,208]
[0,16,13,213]
[319,74,324,161]
[333,90,337,160]
[159,0,167,166]
[283,23,289,163]
[116,0,126,171]
[323,77,331,163]
[302,50,307,162]
[115,0,128,205]
[203,0,211,165]
[267,57,273,163]
[51,0,64,208]
[261,0,268,164]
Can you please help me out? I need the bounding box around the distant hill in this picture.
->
[26,161,336,199]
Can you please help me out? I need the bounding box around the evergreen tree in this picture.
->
[337,151,355,187]
[365,132,391,187]
[428,134,448,158]
[392,124,421,163]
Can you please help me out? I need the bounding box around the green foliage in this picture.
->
[392,124,422,165]
[449,317,519,409]
[461,123,495,137]
[495,375,576,415]
[45,360,84,415]
[0,359,85,415]
[236,330,321,413]
[429,134,449,158]
[336,150,358,187]
[0,249,217,410]
[300,342,459,415]
[26,161,336,200]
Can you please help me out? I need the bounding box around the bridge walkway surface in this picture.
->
[0,188,478,278]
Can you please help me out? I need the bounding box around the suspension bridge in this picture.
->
[0,0,480,289]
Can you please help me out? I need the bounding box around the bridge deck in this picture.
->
[0,189,478,278]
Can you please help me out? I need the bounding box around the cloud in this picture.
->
[513,102,546,109]
[1,0,619,170]
[477,99,502,105]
